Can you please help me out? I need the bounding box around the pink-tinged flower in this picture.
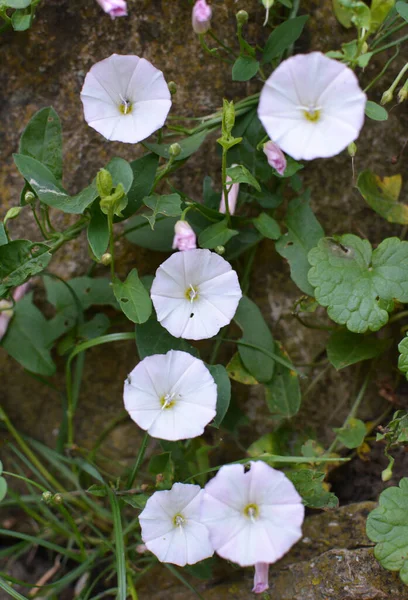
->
[253,562,269,594]
[258,52,367,160]
[172,220,197,251]
[95,0,127,19]
[124,350,217,440]
[192,0,212,34]
[201,461,304,567]
[0,283,30,342]
[81,54,172,144]
[263,140,287,176]
[139,483,214,566]
[151,249,242,340]
[219,167,239,215]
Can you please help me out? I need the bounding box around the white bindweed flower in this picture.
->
[258,52,366,160]
[124,350,217,440]
[201,461,304,567]
[80,54,171,143]
[151,249,242,340]
[139,483,214,566]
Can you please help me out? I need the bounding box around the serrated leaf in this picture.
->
[142,193,182,230]
[234,295,275,383]
[308,235,408,333]
[264,344,301,418]
[365,101,388,121]
[377,410,408,445]
[135,316,199,359]
[232,56,260,81]
[327,330,391,370]
[144,130,209,161]
[226,165,261,191]
[366,478,408,584]
[275,193,324,296]
[226,352,258,385]
[287,469,339,509]
[0,477,7,503]
[2,294,56,376]
[208,364,231,428]
[0,240,52,296]
[357,171,408,224]
[113,269,152,324]
[19,107,63,180]
[198,219,238,249]
[398,336,408,379]
[263,15,309,62]
[334,417,366,449]
[253,213,281,240]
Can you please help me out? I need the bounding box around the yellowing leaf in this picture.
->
[226,352,258,385]
[357,170,408,225]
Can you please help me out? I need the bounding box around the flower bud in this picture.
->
[253,562,269,594]
[53,493,63,505]
[100,253,112,265]
[4,207,23,225]
[220,164,239,216]
[169,143,181,158]
[347,142,357,157]
[172,220,197,251]
[168,81,177,95]
[95,0,128,19]
[398,84,408,103]
[263,140,287,176]
[381,89,393,105]
[24,191,36,203]
[236,10,249,25]
[192,0,212,34]
[42,491,53,504]
[222,99,236,136]
[96,169,113,199]
[214,245,225,255]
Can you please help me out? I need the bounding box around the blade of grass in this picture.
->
[164,564,205,600]
[0,529,81,562]
[107,488,127,600]
[0,578,29,600]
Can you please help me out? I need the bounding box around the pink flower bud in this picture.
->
[95,0,128,19]
[0,282,30,342]
[192,0,212,34]
[252,562,269,594]
[219,168,239,216]
[263,140,287,176]
[172,221,197,251]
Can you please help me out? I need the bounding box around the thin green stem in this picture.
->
[126,432,150,489]
[2,471,46,493]
[371,21,407,49]
[364,46,400,91]
[221,148,231,224]
[107,210,116,279]
[107,488,127,600]
[371,33,408,55]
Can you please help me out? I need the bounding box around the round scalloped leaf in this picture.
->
[308,235,408,333]
[366,478,408,584]
[398,335,408,379]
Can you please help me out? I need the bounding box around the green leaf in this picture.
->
[78,314,110,341]
[357,170,408,224]
[275,193,324,296]
[366,478,408,584]
[135,316,199,359]
[334,417,366,449]
[234,295,275,383]
[308,235,408,333]
[333,0,353,26]
[11,8,32,31]
[2,0,31,8]
[112,269,152,324]
[13,154,98,214]
[144,130,209,161]
[327,330,391,369]
[226,164,261,191]
[232,56,260,81]
[365,100,388,121]
[121,494,148,509]
[376,410,408,445]
[125,215,178,252]
[333,0,371,28]
[87,484,108,497]
[19,107,63,180]
[287,469,339,509]
[264,343,301,418]
[398,335,408,379]
[0,224,7,247]
[396,1,408,21]
[263,15,309,62]
[0,477,7,503]
[105,156,133,192]
[87,205,109,260]
[208,364,231,428]
[226,352,258,385]
[142,193,182,229]
[198,219,238,249]
[370,0,396,31]
[122,154,159,219]
[357,51,373,67]
[0,240,52,296]
[45,276,117,311]
[2,294,56,376]
[253,213,281,240]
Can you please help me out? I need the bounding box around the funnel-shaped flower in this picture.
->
[81,54,171,143]
[124,350,217,440]
[192,0,212,34]
[201,461,304,566]
[96,0,127,18]
[172,220,197,251]
[258,52,366,160]
[139,483,214,566]
[151,249,242,340]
